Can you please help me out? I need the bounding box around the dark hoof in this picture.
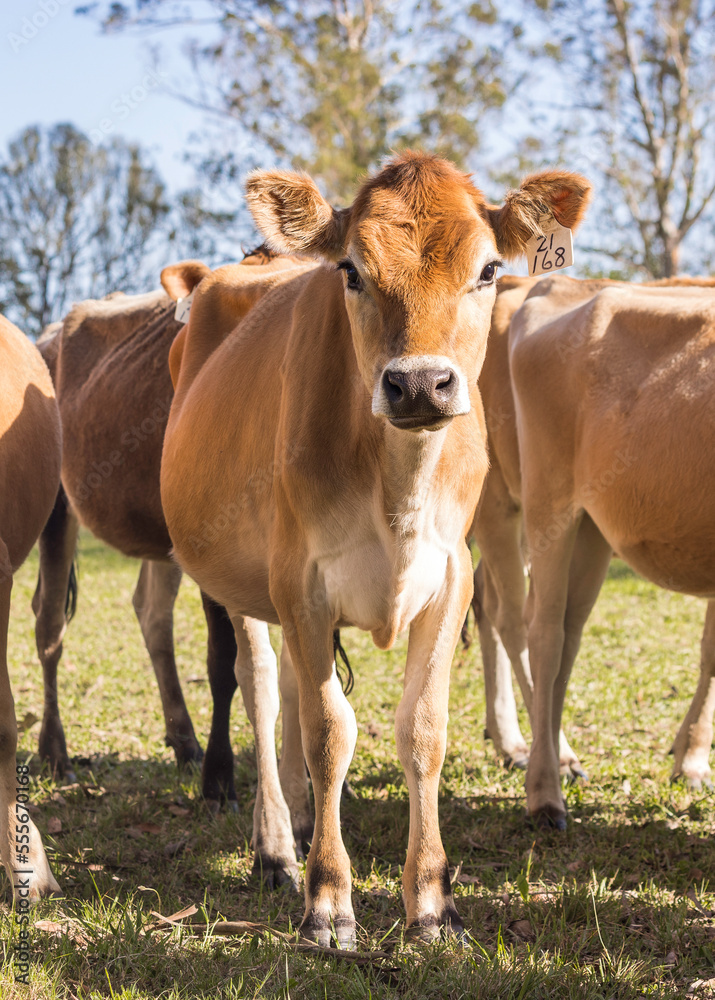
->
[204,798,221,817]
[563,762,589,783]
[252,854,300,892]
[504,752,529,771]
[168,736,204,768]
[63,769,78,785]
[225,799,239,814]
[300,913,356,950]
[533,807,567,832]
[293,822,314,859]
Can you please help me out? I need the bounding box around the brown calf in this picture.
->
[470,275,582,774]
[161,152,590,945]
[507,276,715,827]
[0,315,61,901]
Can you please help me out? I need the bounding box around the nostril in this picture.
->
[433,370,456,397]
[383,370,405,403]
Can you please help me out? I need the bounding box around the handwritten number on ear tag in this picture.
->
[174,290,195,324]
[526,215,574,277]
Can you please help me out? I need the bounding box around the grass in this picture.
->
[2,534,715,998]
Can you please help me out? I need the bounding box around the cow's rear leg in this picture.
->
[200,594,238,810]
[231,616,298,891]
[279,641,313,855]
[474,560,529,769]
[671,600,715,790]
[132,560,202,766]
[2,540,60,901]
[32,486,79,779]
[526,513,611,827]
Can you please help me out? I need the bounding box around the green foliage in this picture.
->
[0,124,171,336]
[524,0,715,278]
[87,1,517,203]
[2,539,715,996]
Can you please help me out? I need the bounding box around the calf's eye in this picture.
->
[338,259,362,292]
[480,262,497,284]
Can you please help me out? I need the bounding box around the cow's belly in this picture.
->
[583,465,715,598]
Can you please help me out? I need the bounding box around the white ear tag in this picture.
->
[525,214,574,277]
[174,290,195,324]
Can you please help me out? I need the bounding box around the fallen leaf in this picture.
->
[35,918,89,947]
[17,712,40,732]
[150,903,198,925]
[47,816,62,834]
[566,861,581,872]
[508,919,535,942]
[168,804,190,817]
[622,779,632,795]
[664,950,678,966]
[132,822,162,835]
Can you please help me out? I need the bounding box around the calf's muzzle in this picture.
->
[381,364,461,429]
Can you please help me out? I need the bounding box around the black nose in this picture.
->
[382,367,458,420]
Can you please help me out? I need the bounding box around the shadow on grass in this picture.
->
[5,753,713,997]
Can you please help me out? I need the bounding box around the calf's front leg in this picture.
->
[276,592,357,948]
[398,546,472,940]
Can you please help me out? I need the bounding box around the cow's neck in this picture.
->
[380,423,448,542]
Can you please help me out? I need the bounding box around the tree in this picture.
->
[525,0,715,278]
[0,123,172,336]
[81,1,520,204]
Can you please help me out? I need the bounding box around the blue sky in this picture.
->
[1,1,207,192]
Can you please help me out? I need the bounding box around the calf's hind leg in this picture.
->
[132,560,203,765]
[671,600,715,790]
[278,640,313,855]
[231,615,299,890]
[1,540,60,901]
[32,485,79,778]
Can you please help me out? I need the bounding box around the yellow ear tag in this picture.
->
[174,290,195,324]
[526,214,574,276]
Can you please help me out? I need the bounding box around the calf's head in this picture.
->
[246,153,590,432]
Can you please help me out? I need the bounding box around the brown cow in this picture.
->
[0,315,61,901]
[161,152,591,945]
[33,250,312,886]
[505,275,715,827]
[470,274,582,774]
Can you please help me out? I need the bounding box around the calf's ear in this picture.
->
[161,260,211,301]
[487,171,592,260]
[245,170,348,261]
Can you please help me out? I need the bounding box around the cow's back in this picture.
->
[57,290,181,560]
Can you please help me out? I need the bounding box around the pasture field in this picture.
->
[2,533,715,999]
